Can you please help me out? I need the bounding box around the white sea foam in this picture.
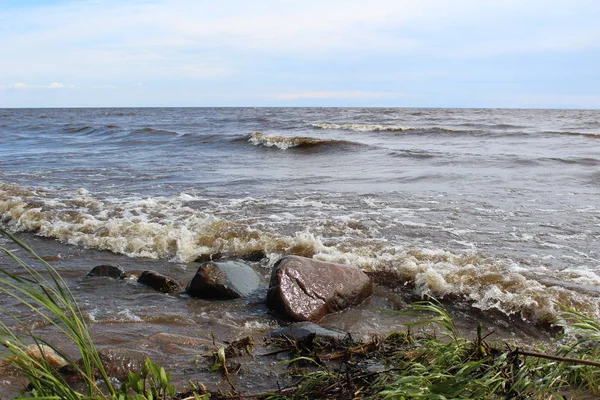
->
[310,122,464,133]
[396,220,429,228]
[177,193,196,201]
[312,123,411,132]
[242,320,277,331]
[2,182,600,323]
[88,307,143,323]
[117,309,143,322]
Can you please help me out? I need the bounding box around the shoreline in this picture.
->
[0,232,576,399]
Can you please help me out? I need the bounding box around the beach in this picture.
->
[1,107,599,396]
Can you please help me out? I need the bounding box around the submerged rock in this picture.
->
[270,322,349,341]
[193,253,222,263]
[137,270,181,294]
[22,344,68,369]
[87,264,126,279]
[186,261,261,299]
[59,348,146,382]
[266,255,372,322]
[241,250,267,262]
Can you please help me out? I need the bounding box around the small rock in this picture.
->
[87,265,126,279]
[270,322,349,341]
[266,255,373,322]
[59,349,146,382]
[137,270,181,294]
[242,250,267,262]
[24,344,68,368]
[186,261,261,299]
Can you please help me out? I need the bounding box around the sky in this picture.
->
[0,0,599,108]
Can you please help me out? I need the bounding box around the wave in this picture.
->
[542,131,600,138]
[542,157,600,166]
[135,127,180,136]
[1,182,599,325]
[56,125,186,143]
[64,125,97,134]
[311,122,467,133]
[458,123,526,130]
[246,132,362,150]
[61,125,182,137]
[389,149,438,159]
[59,124,127,138]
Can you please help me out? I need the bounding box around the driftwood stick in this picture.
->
[517,349,600,368]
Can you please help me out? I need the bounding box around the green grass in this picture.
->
[0,228,181,399]
[263,301,600,400]
[2,227,600,399]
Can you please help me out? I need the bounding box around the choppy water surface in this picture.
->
[1,107,599,395]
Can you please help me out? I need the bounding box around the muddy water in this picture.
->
[0,233,553,398]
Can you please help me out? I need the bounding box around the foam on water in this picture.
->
[88,308,143,323]
[310,122,466,133]
[1,180,599,325]
[242,320,278,331]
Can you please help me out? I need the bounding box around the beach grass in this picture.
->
[2,227,600,399]
[0,228,179,399]
[261,301,600,399]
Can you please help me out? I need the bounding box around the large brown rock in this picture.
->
[267,256,372,322]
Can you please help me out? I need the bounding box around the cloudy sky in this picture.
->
[1,0,599,108]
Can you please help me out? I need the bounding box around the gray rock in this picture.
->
[137,270,181,294]
[270,322,349,341]
[266,255,373,322]
[87,264,126,279]
[186,261,261,299]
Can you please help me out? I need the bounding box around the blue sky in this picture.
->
[1,0,599,108]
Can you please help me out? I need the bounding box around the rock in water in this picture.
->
[186,261,261,299]
[87,264,126,279]
[266,255,373,322]
[270,322,349,341]
[241,250,267,262]
[24,344,68,369]
[137,271,181,294]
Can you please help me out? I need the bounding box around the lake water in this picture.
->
[1,107,599,395]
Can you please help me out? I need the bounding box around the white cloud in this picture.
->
[7,0,598,83]
[275,91,395,100]
[48,82,67,88]
[0,82,74,90]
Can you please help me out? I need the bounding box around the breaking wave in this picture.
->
[310,122,466,133]
[247,132,362,150]
[1,182,599,325]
